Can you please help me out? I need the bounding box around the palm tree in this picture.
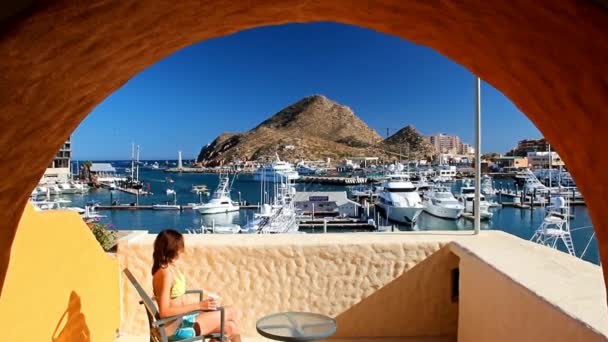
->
[82,160,92,182]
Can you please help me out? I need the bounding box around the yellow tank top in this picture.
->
[170,268,186,299]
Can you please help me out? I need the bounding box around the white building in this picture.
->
[527,151,564,169]
[294,191,361,217]
[40,138,71,184]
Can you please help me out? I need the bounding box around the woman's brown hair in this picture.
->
[152,229,185,275]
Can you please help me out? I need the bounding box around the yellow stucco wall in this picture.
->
[0,204,120,341]
[118,232,459,338]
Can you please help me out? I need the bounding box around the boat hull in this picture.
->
[253,173,300,182]
[424,203,463,219]
[377,203,424,224]
[197,205,240,215]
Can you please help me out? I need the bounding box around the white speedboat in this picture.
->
[58,182,78,194]
[456,185,493,219]
[376,173,425,224]
[195,175,240,214]
[253,154,299,182]
[423,188,464,219]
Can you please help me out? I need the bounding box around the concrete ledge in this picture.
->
[449,232,608,340]
[117,230,606,341]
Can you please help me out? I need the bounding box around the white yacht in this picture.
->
[423,188,464,219]
[253,154,300,182]
[376,174,425,224]
[194,175,240,215]
[456,185,493,219]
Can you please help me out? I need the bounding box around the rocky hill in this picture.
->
[381,125,436,159]
[197,95,433,166]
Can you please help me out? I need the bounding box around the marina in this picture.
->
[30,162,598,264]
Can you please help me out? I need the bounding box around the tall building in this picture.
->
[41,137,71,184]
[428,133,473,155]
[508,138,549,156]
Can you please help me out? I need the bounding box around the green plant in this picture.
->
[88,222,117,251]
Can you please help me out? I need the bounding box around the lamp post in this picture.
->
[474,76,482,235]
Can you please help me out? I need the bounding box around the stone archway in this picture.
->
[1,0,607,297]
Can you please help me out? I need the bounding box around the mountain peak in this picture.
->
[197,95,382,165]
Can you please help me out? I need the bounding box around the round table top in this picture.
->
[256,311,337,342]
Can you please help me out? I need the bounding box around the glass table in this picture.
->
[256,311,337,342]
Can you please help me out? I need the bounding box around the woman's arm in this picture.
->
[153,268,216,318]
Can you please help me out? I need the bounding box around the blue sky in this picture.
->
[73,22,540,160]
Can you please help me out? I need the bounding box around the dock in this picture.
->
[96,204,260,211]
[298,176,369,185]
[298,219,376,230]
[97,182,152,196]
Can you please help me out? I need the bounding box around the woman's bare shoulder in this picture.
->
[153,266,171,281]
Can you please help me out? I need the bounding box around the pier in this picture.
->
[97,182,152,196]
[96,204,260,210]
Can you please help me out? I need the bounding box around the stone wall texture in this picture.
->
[1,0,608,306]
[118,233,460,338]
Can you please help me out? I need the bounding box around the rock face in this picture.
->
[382,125,436,159]
[197,95,385,165]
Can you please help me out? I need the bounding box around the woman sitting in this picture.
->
[152,229,241,341]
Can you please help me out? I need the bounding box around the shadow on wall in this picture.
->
[334,247,460,339]
[52,291,91,342]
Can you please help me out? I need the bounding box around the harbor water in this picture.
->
[62,162,598,265]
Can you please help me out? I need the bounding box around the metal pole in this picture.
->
[474,76,481,234]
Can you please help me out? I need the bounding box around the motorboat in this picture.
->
[296,162,321,175]
[530,196,575,256]
[253,154,299,182]
[481,175,494,195]
[244,180,299,233]
[375,173,425,224]
[194,175,240,214]
[58,182,78,194]
[456,185,493,219]
[423,188,464,219]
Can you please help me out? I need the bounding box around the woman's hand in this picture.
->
[199,297,217,311]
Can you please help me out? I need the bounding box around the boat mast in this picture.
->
[474,76,481,235]
[131,142,135,180]
[548,143,552,189]
[136,145,140,182]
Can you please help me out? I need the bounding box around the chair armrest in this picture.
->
[185,289,204,302]
[153,306,224,328]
